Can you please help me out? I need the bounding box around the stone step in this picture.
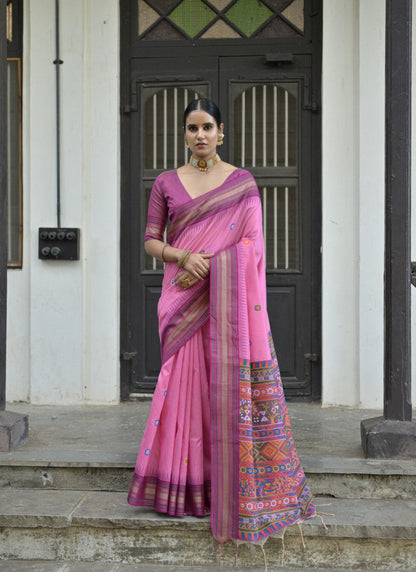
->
[0,489,415,570]
[0,562,374,572]
[0,563,374,572]
[1,457,415,500]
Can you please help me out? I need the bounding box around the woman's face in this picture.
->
[184,110,224,159]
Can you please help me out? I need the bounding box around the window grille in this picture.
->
[232,82,300,271]
[142,85,209,271]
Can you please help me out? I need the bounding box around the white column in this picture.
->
[322,0,360,406]
[82,0,120,403]
[357,0,385,408]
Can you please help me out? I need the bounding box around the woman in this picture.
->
[128,98,315,546]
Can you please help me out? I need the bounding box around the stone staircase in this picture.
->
[0,403,415,570]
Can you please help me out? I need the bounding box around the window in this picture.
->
[7,0,23,268]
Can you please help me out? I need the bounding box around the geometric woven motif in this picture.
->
[238,333,315,541]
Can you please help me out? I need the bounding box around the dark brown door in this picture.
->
[120,1,322,400]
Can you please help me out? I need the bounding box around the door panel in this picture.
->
[127,58,217,392]
[220,55,315,396]
[267,286,296,377]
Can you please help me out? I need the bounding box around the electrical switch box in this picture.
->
[38,228,80,260]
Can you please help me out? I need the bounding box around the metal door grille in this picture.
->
[232,82,300,271]
[261,185,299,270]
[142,84,209,271]
[144,86,203,170]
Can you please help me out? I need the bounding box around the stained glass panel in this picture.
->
[225,0,273,37]
[282,0,304,32]
[138,0,304,40]
[169,0,216,38]
[138,0,160,36]
[143,19,185,40]
[201,20,240,39]
[209,0,233,9]
[255,16,299,38]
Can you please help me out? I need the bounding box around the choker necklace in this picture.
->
[189,154,221,173]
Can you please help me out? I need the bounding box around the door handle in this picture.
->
[265,53,294,64]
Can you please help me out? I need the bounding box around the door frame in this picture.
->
[119,0,322,400]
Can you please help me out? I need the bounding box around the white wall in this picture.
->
[357,0,385,409]
[322,0,385,408]
[322,0,360,406]
[6,0,120,404]
[6,0,414,408]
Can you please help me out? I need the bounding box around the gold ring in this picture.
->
[183,278,190,288]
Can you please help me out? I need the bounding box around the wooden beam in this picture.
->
[361,0,416,458]
[383,0,412,422]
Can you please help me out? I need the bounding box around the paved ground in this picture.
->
[1,401,415,476]
[0,401,384,463]
[0,563,373,571]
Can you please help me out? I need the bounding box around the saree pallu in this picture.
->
[128,169,315,544]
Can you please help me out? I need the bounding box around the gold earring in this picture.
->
[184,138,190,149]
[217,133,224,146]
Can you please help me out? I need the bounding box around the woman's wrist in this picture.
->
[177,249,191,269]
[159,244,190,265]
[161,243,169,263]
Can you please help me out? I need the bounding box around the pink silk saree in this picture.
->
[128,168,315,544]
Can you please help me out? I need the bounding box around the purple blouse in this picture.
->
[144,168,248,242]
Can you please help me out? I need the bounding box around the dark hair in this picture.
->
[183,98,222,128]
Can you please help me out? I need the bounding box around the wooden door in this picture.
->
[120,0,322,400]
[220,54,320,398]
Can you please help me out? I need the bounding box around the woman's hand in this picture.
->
[174,252,214,289]
[173,269,197,289]
[183,252,214,281]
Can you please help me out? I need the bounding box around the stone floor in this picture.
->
[0,400,387,462]
[1,401,415,475]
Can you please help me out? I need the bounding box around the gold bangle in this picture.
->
[182,250,191,268]
[161,243,169,263]
[177,249,191,268]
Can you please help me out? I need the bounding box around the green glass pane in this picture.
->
[169,0,216,38]
[226,0,273,37]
